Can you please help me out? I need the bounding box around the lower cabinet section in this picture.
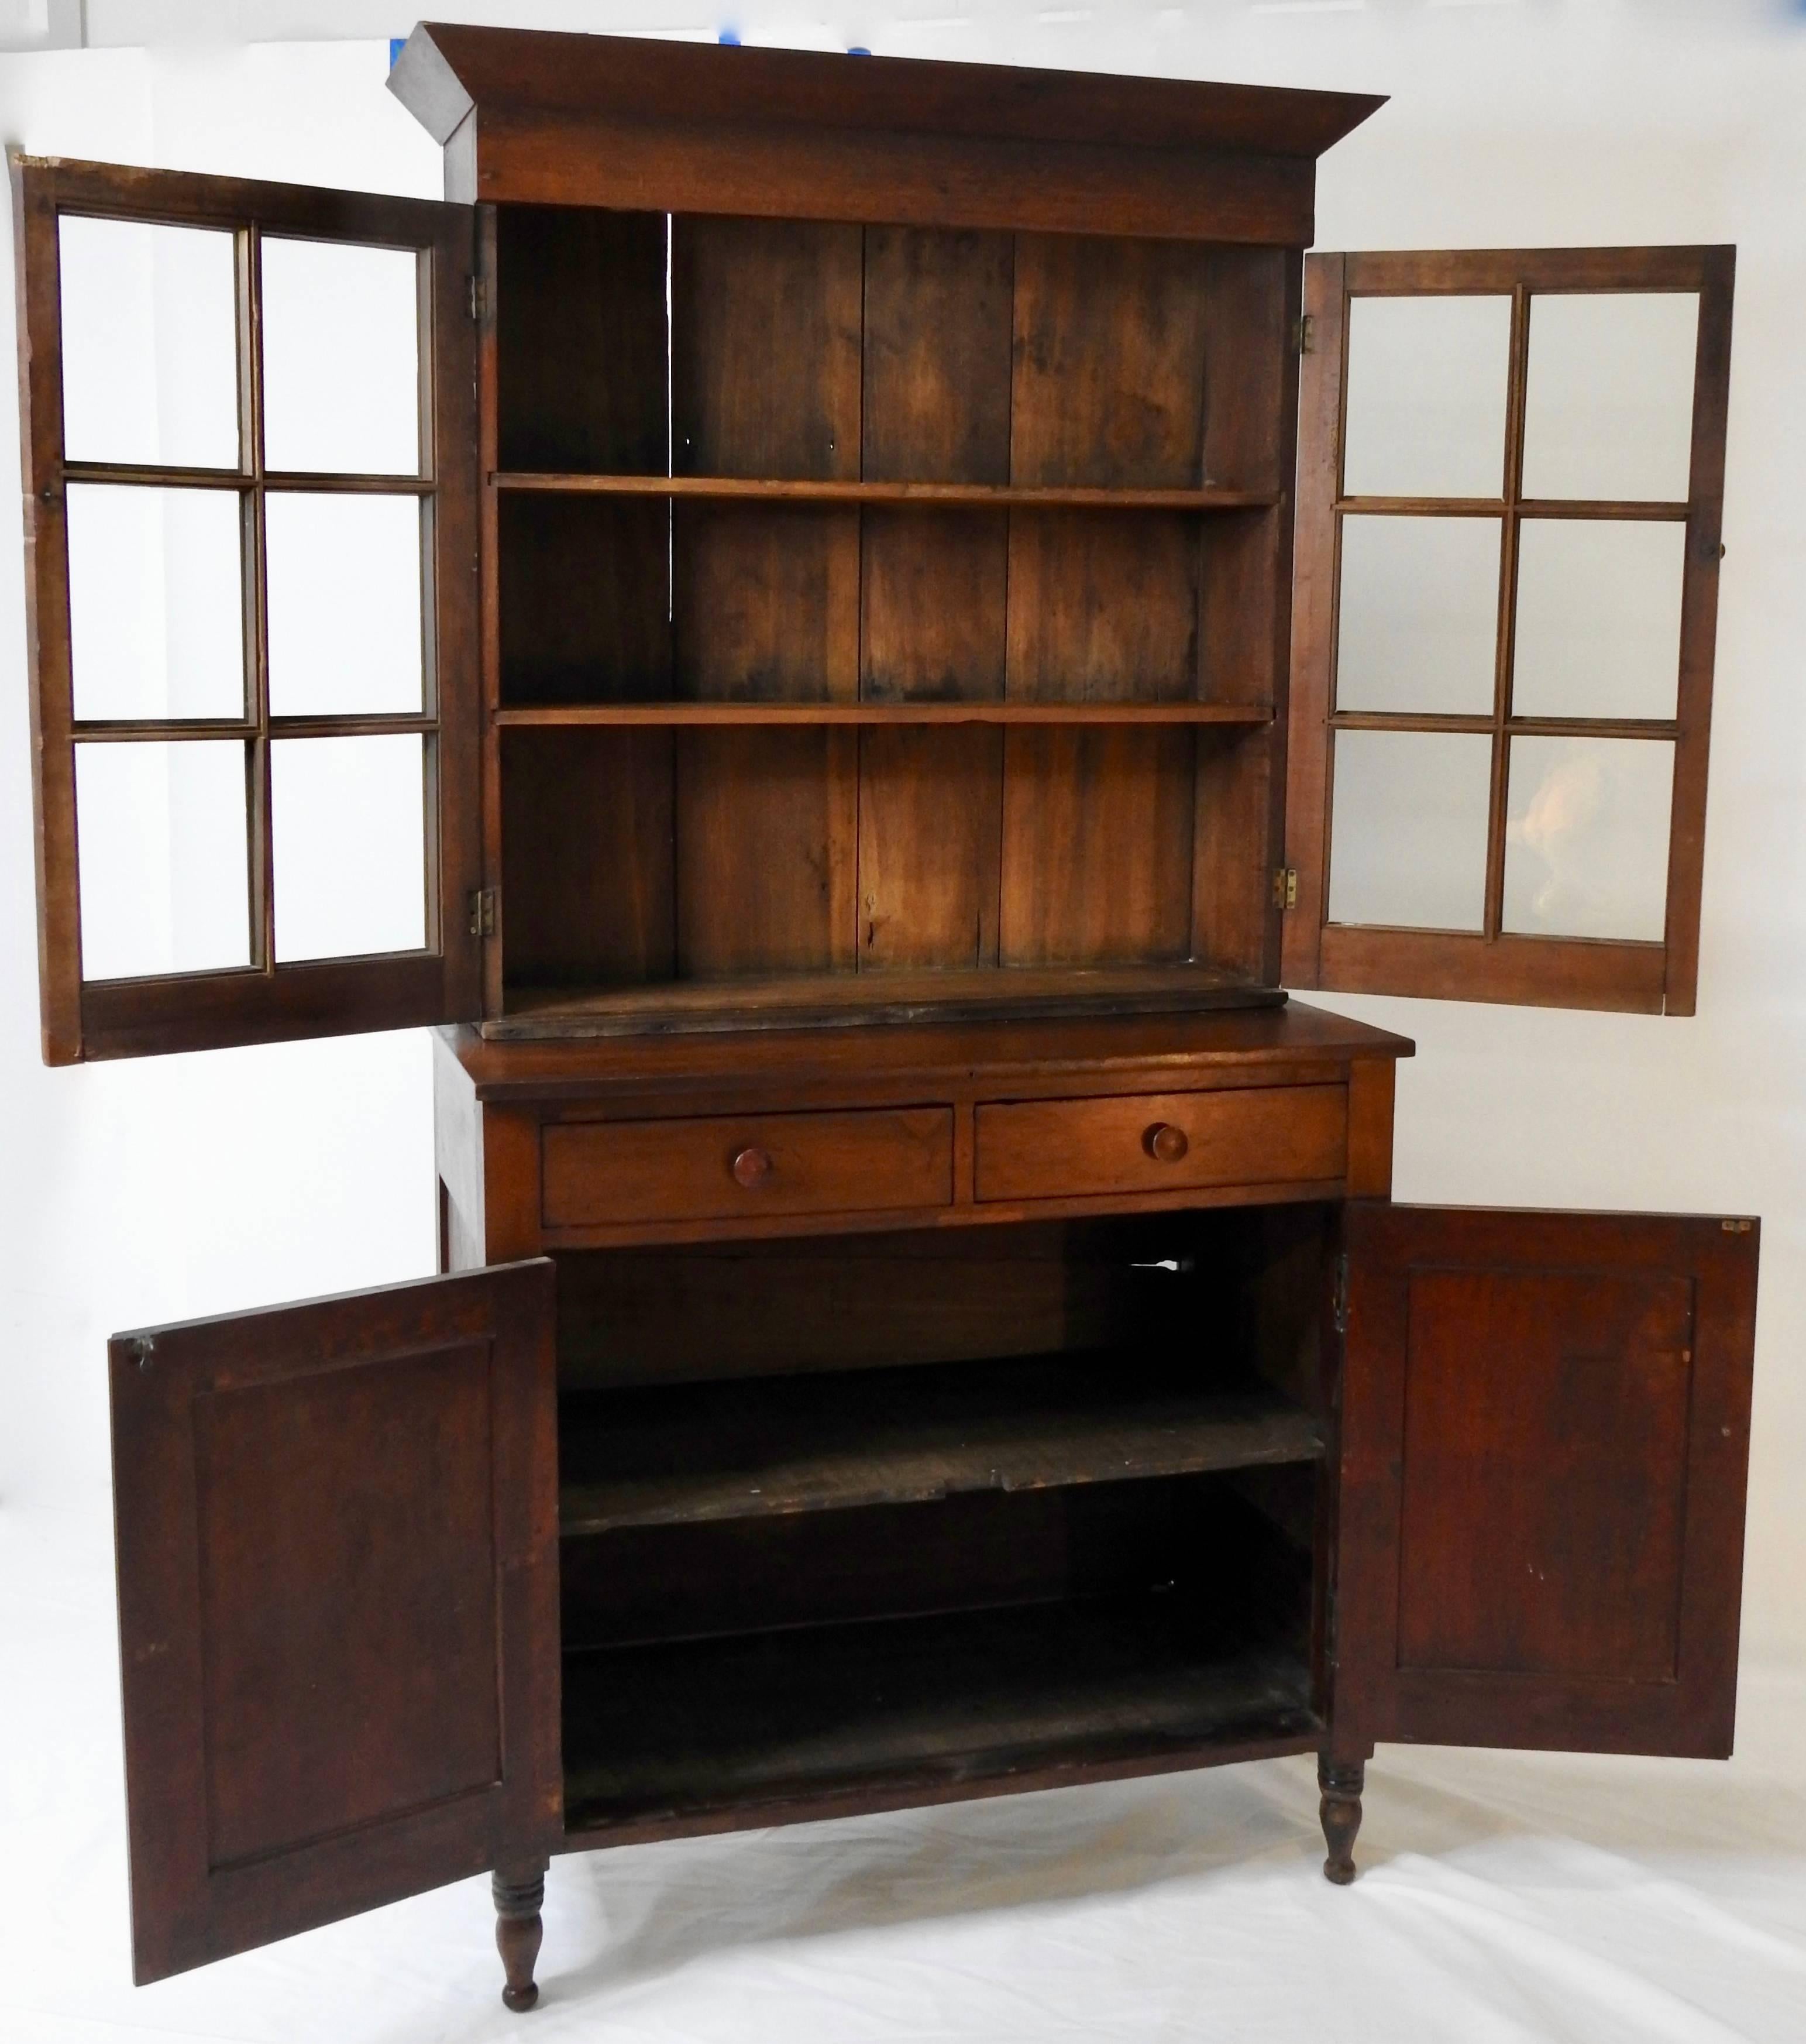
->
[104,1193,1758,2014]
[553,1205,1335,1840]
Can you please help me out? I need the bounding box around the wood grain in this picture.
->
[999,728,1195,964]
[857,726,1002,969]
[542,1105,954,1228]
[974,1083,1347,1202]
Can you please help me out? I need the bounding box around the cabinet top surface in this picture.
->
[441,1000,1415,1102]
[390,22,1385,159]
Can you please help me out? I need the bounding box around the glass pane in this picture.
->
[75,740,250,979]
[1504,736,1673,942]
[1521,293,1698,503]
[1328,730,1492,932]
[68,485,245,722]
[1336,514,1500,715]
[59,216,239,470]
[1512,519,1687,722]
[266,494,424,717]
[261,237,420,476]
[272,734,425,962]
[1342,295,1512,500]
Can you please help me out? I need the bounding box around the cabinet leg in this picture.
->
[1317,1757,1364,1886]
[493,1868,546,2012]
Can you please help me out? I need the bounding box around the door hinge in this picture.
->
[469,274,490,322]
[1293,313,1315,355]
[1332,1252,1350,1336]
[1272,866,1298,911]
[468,887,496,939]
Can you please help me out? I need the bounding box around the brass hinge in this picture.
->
[468,887,496,939]
[1293,313,1315,355]
[1332,1252,1350,1336]
[469,274,490,322]
[1272,866,1298,911]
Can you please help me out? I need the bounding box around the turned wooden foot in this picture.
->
[494,1869,546,2012]
[1318,1757,1364,1885]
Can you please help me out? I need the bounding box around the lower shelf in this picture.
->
[487,963,1285,1040]
[562,1590,1317,1839]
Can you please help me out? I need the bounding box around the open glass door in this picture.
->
[1284,246,1733,1014]
[111,1260,559,1984]
[12,155,481,1061]
[1334,1204,1757,1759]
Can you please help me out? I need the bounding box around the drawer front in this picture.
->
[542,1107,954,1229]
[975,1085,1347,1204]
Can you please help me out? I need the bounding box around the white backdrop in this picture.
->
[2,12,1803,2042]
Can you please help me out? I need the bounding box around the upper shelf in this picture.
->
[493,473,1281,513]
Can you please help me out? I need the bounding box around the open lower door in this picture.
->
[1334,1204,1757,1758]
[109,1260,559,1983]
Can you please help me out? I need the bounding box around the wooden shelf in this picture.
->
[494,471,1280,512]
[494,700,1272,727]
[560,1361,1324,1537]
[487,964,1286,1040]
[562,1592,1317,1836]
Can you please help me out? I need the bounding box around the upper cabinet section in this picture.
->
[388,24,1382,242]
[1284,247,1733,1015]
[13,157,481,1062]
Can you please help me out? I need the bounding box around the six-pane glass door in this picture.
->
[16,157,479,1060]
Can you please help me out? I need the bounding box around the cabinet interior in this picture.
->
[491,206,1294,1035]
[552,1205,1333,1838]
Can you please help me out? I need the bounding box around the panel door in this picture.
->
[13,154,481,1061]
[109,1260,558,1984]
[1334,1204,1757,1758]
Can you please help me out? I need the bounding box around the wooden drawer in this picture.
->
[974,1085,1347,1204]
[542,1107,954,1229]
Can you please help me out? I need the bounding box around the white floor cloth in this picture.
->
[5,1497,1804,2044]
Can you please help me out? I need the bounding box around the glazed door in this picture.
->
[109,1261,558,1984]
[13,155,480,1062]
[1334,1204,1757,1758]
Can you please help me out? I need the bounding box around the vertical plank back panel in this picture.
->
[999,727,1195,964]
[858,726,1003,969]
[674,503,859,701]
[676,727,856,974]
[1006,511,1198,703]
[501,728,675,987]
[672,216,861,479]
[498,495,672,705]
[496,204,668,472]
[670,217,861,969]
[862,226,1012,483]
[1010,234,1209,487]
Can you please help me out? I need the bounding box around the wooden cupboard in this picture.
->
[11,24,1755,2018]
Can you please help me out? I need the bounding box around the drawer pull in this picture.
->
[731,1146,773,1188]
[1143,1121,1189,1164]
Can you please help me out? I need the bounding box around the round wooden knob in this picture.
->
[731,1146,773,1188]
[1143,1121,1188,1163]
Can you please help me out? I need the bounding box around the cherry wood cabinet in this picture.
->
[11,24,1755,2020]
